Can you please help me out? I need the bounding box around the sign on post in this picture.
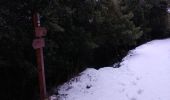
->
[32,38,45,49]
[32,12,48,100]
[35,27,47,37]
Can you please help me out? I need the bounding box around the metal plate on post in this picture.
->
[32,38,45,49]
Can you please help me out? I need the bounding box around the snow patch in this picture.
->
[51,38,170,100]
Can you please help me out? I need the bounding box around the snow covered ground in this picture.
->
[50,38,170,100]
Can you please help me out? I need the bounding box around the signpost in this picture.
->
[32,12,48,100]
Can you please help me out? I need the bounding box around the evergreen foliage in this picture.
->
[124,0,169,42]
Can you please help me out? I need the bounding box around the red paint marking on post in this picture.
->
[32,12,47,100]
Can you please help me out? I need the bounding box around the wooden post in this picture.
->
[32,12,47,100]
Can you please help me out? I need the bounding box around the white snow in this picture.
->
[167,8,170,13]
[51,38,170,100]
